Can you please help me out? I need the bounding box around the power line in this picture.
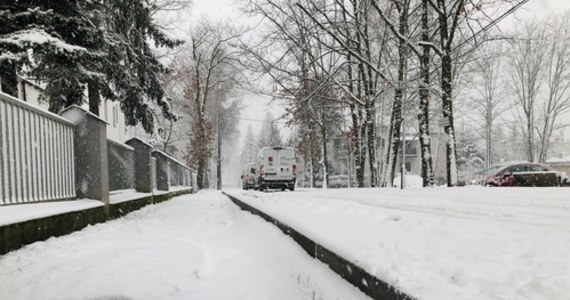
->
[237,115,289,124]
[452,0,531,53]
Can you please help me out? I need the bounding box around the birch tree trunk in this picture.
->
[320,107,329,189]
[418,0,434,186]
[383,0,410,187]
[435,0,459,186]
[362,4,378,187]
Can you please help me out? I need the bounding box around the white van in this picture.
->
[255,147,296,191]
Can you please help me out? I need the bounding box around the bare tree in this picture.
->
[467,42,508,168]
[356,0,437,187]
[371,0,415,187]
[423,0,521,185]
[242,0,351,188]
[173,21,243,189]
[295,0,395,187]
[244,0,518,188]
[427,0,466,186]
[508,19,547,162]
[537,14,570,163]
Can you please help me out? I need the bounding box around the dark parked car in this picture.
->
[472,162,564,187]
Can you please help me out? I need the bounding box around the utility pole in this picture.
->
[401,115,406,190]
[216,99,222,191]
[400,69,408,190]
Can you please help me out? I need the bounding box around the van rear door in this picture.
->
[276,149,294,180]
[261,148,294,181]
[262,149,279,179]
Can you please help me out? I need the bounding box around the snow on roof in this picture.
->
[60,105,109,125]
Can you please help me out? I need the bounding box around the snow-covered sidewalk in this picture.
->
[0,191,369,300]
[226,187,570,300]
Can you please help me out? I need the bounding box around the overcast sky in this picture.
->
[188,0,570,29]
[528,0,570,13]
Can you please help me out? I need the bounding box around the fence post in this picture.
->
[126,138,153,193]
[152,151,170,191]
[191,171,198,192]
[60,106,109,211]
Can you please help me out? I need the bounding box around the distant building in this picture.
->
[325,127,449,186]
[376,127,448,185]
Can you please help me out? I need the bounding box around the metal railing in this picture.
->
[168,156,193,188]
[152,150,194,189]
[0,92,75,205]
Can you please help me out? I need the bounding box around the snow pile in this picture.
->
[0,191,369,300]
[228,187,570,300]
[393,174,423,188]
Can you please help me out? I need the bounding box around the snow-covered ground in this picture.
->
[226,187,570,300]
[0,191,369,300]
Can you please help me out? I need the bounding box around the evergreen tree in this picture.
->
[0,0,181,133]
[104,0,181,132]
[240,126,258,166]
[0,2,100,101]
[456,128,485,182]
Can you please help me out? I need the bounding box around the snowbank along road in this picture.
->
[226,187,570,300]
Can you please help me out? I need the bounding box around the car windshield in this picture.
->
[479,165,506,176]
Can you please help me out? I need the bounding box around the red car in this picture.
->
[473,162,562,187]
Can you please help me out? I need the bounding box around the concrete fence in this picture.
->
[0,93,75,205]
[0,94,197,207]
[108,139,135,191]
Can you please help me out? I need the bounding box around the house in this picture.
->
[325,128,448,186]
[375,128,449,184]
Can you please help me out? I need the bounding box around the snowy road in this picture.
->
[0,192,369,300]
[227,187,570,300]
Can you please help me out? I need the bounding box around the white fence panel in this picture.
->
[0,93,75,205]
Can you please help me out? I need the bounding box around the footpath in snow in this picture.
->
[0,191,369,300]
[226,187,570,300]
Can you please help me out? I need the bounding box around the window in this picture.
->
[506,165,525,173]
[113,106,118,128]
[104,99,108,121]
[527,164,550,172]
[405,141,418,155]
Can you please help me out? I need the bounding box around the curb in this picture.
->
[223,192,416,300]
